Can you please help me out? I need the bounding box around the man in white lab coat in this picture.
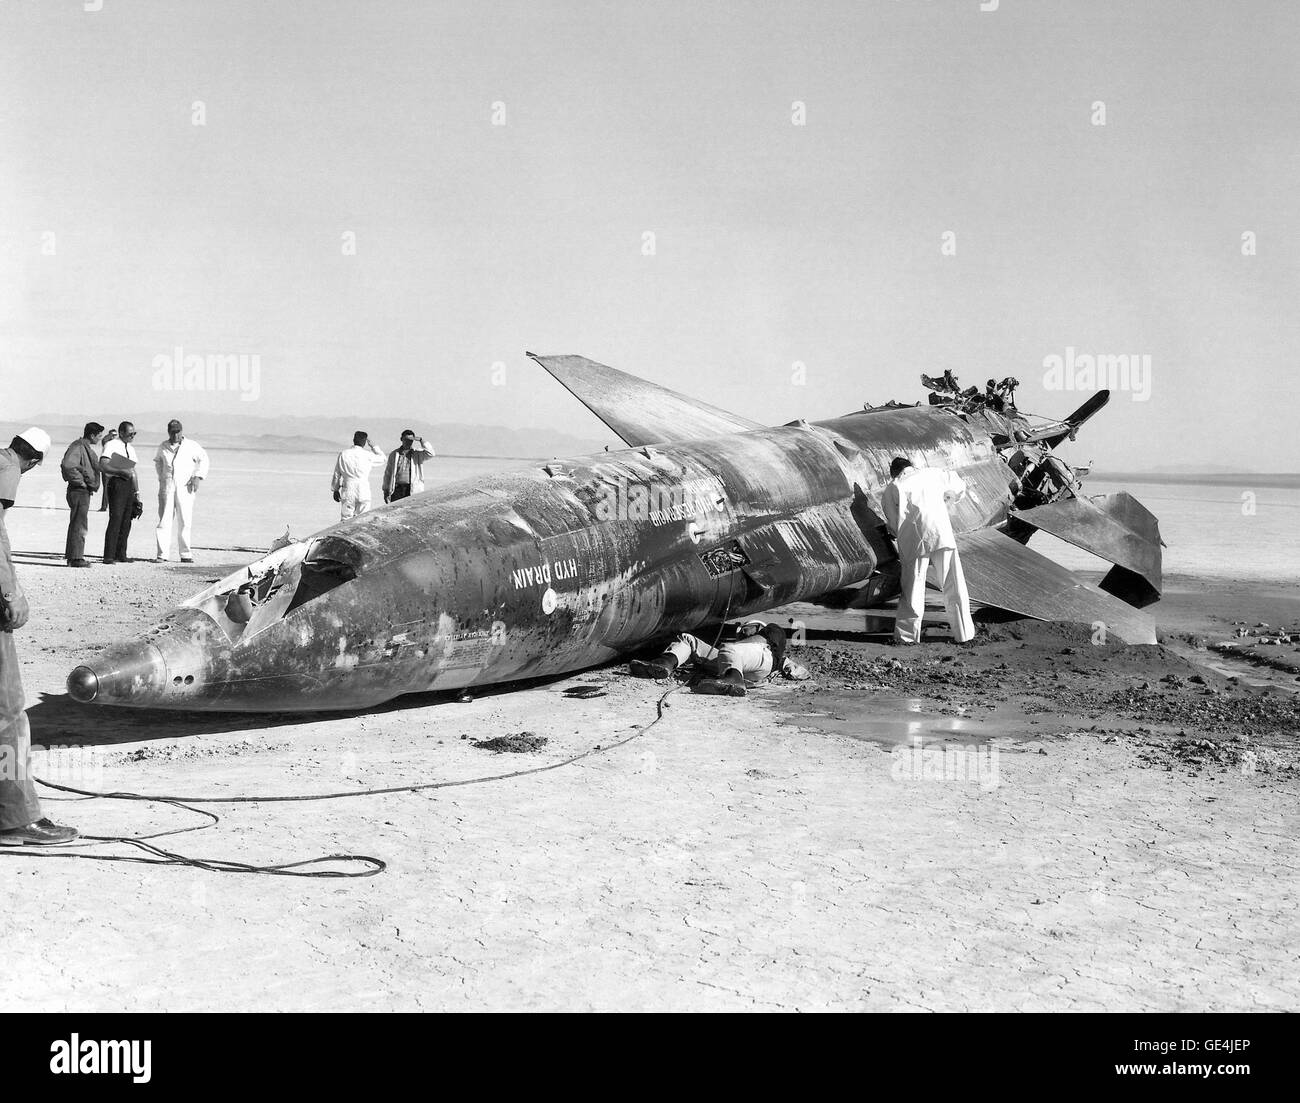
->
[153,420,210,563]
[880,456,976,645]
[331,431,385,519]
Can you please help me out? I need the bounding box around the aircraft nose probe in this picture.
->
[65,641,171,706]
[66,665,98,703]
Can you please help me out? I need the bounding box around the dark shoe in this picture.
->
[68,559,92,568]
[0,818,79,846]
[629,657,676,679]
[180,557,194,564]
[102,558,116,565]
[693,677,746,697]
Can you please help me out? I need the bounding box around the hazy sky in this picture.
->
[2,0,1297,468]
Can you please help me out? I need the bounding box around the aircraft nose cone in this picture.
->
[66,665,99,703]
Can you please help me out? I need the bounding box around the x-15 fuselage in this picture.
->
[67,355,1161,712]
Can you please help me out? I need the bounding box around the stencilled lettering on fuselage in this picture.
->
[439,617,508,670]
[649,479,726,527]
[444,631,495,667]
[511,557,579,590]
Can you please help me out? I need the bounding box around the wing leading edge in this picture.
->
[1012,492,1164,608]
[956,528,1157,644]
[527,353,763,447]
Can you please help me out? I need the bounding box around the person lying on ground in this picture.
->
[628,620,810,697]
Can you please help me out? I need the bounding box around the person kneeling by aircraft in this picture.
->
[629,620,809,697]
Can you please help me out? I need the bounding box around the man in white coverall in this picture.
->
[881,456,976,645]
[331,431,385,519]
[154,419,210,563]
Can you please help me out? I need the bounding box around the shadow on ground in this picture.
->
[28,665,619,746]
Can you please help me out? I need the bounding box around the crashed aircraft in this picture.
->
[66,355,1162,712]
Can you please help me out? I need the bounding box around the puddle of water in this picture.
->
[787,693,1043,748]
[1189,651,1299,693]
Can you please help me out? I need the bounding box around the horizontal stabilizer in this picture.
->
[1063,389,1111,430]
[956,528,1157,644]
[1032,389,1111,448]
[527,353,763,447]
[1013,492,1163,607]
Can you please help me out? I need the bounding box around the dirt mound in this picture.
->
[981,619,1123,649]
[470,731,549,754]
[798,646,1005,705]
[1107,683,1300,738]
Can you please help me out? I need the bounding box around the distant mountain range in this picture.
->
[4,415,1296,482]
[1146,464,1254,475]
[2,412,614,459]
[1095,470,1299,489]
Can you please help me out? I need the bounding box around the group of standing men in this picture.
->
[57,421,434,565]
[59,419,210,566]
[331,429,434,519]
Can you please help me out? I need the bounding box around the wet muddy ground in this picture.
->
[770,618,1300,779]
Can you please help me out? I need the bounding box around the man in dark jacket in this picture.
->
[60,422,104,568]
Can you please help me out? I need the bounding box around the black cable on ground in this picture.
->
[0,684,681,877]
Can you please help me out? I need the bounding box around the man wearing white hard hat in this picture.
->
[0,429,79,845]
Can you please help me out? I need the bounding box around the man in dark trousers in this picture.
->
[0,429,78,845]
[60,421,104,568]
[382,429,435,504]
[629,620,810,697]
[96,427,117,512]
[98,420,142,564]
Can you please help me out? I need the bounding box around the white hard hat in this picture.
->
[17,426,51,456]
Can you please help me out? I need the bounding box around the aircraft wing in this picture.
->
[956,527,1157,644]
[1012,492,1164,608]
[528,352,764,447]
